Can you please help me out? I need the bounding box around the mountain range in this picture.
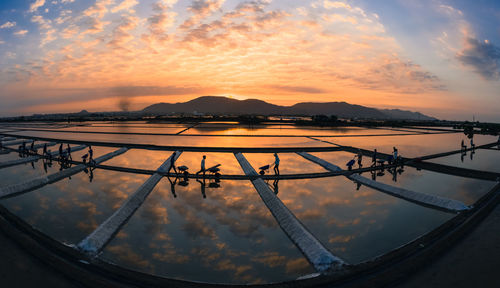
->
[143,96,436,120]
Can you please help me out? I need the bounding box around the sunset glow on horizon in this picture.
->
[0,0,499,121]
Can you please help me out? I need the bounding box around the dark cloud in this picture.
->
[0,85,203,112]
[270,85,326,94]
[108,85,202,97]
[457,37,500,80]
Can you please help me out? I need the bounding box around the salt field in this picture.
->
[0,122,498,285]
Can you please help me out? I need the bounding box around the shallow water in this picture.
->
[0,122,496,284]
[429,148,500,173]
[99,179,315,284]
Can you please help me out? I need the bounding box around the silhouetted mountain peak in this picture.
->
[142,96,436,120]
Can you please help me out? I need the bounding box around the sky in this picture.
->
[0,0,499,121]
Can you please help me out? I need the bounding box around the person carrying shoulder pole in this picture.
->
[197,155,207,176]
[168,151,178,175]
[357,149,363,168]
[67,144,72,161]
[273,153,280,175]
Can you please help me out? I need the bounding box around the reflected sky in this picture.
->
[310,151,497,206]
[1,169,149,244]
[6,130,328,148]
[429,148,500,173]
[0,123,497,284]
[275,177,453,263]
[184,125,413,136]
[325,133,497,158]
[100,178,314,284]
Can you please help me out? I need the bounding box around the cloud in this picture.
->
[83,0,114,18]
[111,0,139,13]
[235,0,270,14]
[29,0,46,13]
[81,17,109,34]
[456,37,500,80]
[0,85,204,111]
[0,0,450,116]
[31,15,52,30]
[323,1,352,10]
[437,4,463,17]
[108,86,203,97]
[188,0,225,16]
[0,21,16,29]
[270,85,326,94]
[107,15,139,48]
[144,1,177,42]
[55,10,72,24]
[14,30,28,36]
[41,29,57,46]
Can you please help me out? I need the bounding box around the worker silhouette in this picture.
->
[167,151,178,175]
[197,155,207,176]
[273,153,280,175]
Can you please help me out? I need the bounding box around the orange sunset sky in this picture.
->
[0,0,499,121]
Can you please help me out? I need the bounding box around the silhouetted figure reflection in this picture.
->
[461,151,465,162]
[346,157,355,171]
[19,142,27,158]
[197,178,207,198]
[43,159,50,173]
[372,149,377,167]
[208,181,220,188]
[30,141,36,155]
[387,163,405,183]
[470,149,475,161]
[82,153,89,164]
[371,169,377,180]
[356,182,362,190]
[391,167,398,182]
[461,139,467,152]
[357,150,363,168]
[83,165,95,182]
[272,179,279,195]
[167,176,178,198]
[178,172,189,187]
[43,148,53,172]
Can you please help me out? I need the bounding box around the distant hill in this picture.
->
[143,96,437,120]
